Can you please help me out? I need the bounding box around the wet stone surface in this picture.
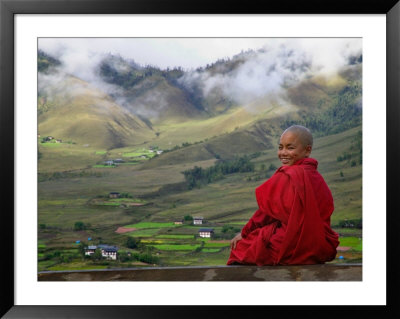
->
[38,264,362,281]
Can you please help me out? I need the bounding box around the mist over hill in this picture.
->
[37,40,363,270]
[38,40,362,151]
[38,52,155,149]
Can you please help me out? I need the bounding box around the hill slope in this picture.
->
[99,54,206,124]
[37,49,362,162]
[38,75,154,149]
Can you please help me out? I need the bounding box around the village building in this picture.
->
[156,150,163,155]
[55,139,62,143]
[85,245,119,260]
[104,160,114,166]
[84,245,98,256]
[43,136,54,142]
[198,228,214,238]
[98,244,119,260]
[114,158,124,163]
[174,220,183,225]
[109,192,121,199]
[193,216,204,225]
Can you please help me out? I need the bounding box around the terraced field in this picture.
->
[38,125,362,271]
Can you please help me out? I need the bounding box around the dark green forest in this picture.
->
[183,155,255,189]
[282,80,362,137]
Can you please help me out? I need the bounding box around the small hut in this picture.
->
[109,192,121,199]
[198,228,214,238]
[193,216,204,225]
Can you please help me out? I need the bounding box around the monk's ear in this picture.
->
[305,145,312,156]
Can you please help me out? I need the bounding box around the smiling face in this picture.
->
[278,131,312,166]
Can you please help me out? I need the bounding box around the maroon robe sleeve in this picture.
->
[241,172,294,238]
[241,209,272,238]
[274,163,339,264]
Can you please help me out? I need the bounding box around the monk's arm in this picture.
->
[241,209,275,238]
[241,173,293,238]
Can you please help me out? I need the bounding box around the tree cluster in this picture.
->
[281,81,362,137]
[336,131,362,166]
[120,251,160,264]
[38,49,61,73]
[38,170,104,182]
[99,61,147,89]
[99,54,185,94]
[126,237,141,249]
[182,155,255,189]
[214,225,242,240]
[41,249,72,263]
[73,221,91,231]
[337,218,362,229]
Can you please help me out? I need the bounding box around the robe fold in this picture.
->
[227,158,339,266]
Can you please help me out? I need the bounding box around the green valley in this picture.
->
[37,44,362,271]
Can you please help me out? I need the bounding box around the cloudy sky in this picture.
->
[38,37,362,72]
[38,38,362,111]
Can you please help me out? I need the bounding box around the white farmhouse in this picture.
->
[84,245,97,256]
[98,244,118,260]
[84,244,119,260]
[198,228,214,238]
[193,216,204,225]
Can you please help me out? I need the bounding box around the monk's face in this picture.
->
[278,132,311,166]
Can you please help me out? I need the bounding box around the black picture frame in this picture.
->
[1,0,399,318]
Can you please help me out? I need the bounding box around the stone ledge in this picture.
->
[38,263,362,281]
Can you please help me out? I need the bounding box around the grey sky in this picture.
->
[38,37,363,121]
[38,37,362,71]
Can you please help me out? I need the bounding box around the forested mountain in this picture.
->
[37,48,362,152]
[38,49,61,73]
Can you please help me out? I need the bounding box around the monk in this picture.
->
[227,125,339,266]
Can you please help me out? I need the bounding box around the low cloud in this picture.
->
[113,90,169,120]
[178,39,361,109]
[38,38,362,116]
[178,44,312,107]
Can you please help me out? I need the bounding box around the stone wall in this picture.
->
[38,263,362,281]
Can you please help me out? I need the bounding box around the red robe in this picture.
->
[227,158,339,266]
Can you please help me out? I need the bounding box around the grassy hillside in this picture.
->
[38,125,362,270]
[99,54,205,123]
[38,51,361,156]
[37,49,363,270]
[38,76,154,150]
[120,75,205,124]
[37,99,293,172]
[283,64,362,137]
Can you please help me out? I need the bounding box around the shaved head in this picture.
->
[281,125,313,147]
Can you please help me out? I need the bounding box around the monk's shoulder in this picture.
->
[278,158,318,178]
[277,164,304,179]
[256,169,290,193]
[275,164,313,194]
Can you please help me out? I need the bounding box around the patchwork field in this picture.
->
[38,125,363,271]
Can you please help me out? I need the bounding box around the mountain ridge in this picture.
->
[38,49,362,151]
